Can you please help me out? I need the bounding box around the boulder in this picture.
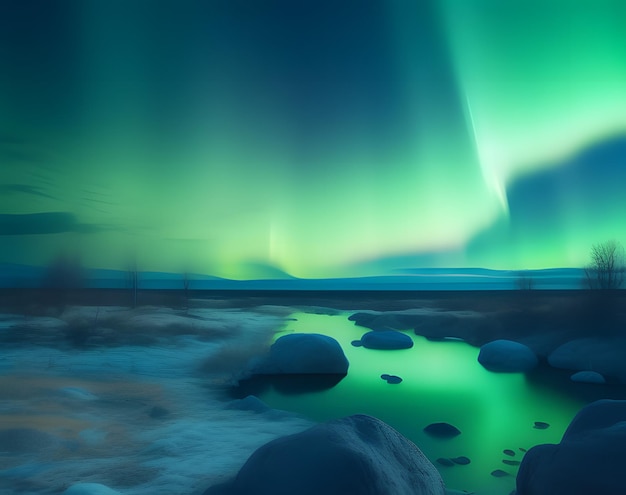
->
[548,338,626,382]
[561,399,626,438]
[227,395,271,414]
[348,309,494,343]
[254,333,349,375]
[225,395,293,420]
[478,340,538,372]
[423,422,461,438]
[205,414,445,495]
[570,371,606,384]
[516,399,626,495]
[358,331,414,350]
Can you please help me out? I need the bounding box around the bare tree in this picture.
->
[584,240,625,289]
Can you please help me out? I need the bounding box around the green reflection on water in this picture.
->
[255,312,585,494]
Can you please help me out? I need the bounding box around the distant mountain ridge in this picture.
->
[0,263,586,290]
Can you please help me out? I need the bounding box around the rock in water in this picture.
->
[517,399,626,495]
[380,374,403,384]
[255,333,349,375]
[548,337,626,383]
[478,340,538,372]
[491,469,509,477]
[570,370,606,384]
[205,414,445,495]
[423,422,461,438]
[360,330,414,350]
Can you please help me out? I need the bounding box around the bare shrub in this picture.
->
[584,240,625,290]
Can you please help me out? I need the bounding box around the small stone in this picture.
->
[533,421,550,430]
[380,374,402,384]
[423,422,461,438]
[503,449,515,456]
[451,456,470,465]
[491,469,510,477]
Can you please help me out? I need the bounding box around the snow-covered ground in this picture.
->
[0,306,312,495]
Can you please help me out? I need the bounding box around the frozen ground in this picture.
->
[0,305,312,494]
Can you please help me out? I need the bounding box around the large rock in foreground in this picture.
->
[254,333,349,375]
[478,339,538,372]
[516,399,626,495]
[206,415,445,495]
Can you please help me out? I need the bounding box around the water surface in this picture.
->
[254,311,586,494]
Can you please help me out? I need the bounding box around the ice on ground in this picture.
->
[0,306,312,495]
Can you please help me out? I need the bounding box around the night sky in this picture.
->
[1,1,626,279]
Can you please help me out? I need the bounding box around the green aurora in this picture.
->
[1,1,626,280]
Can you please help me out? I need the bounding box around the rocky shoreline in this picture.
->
[1,291,625,494]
